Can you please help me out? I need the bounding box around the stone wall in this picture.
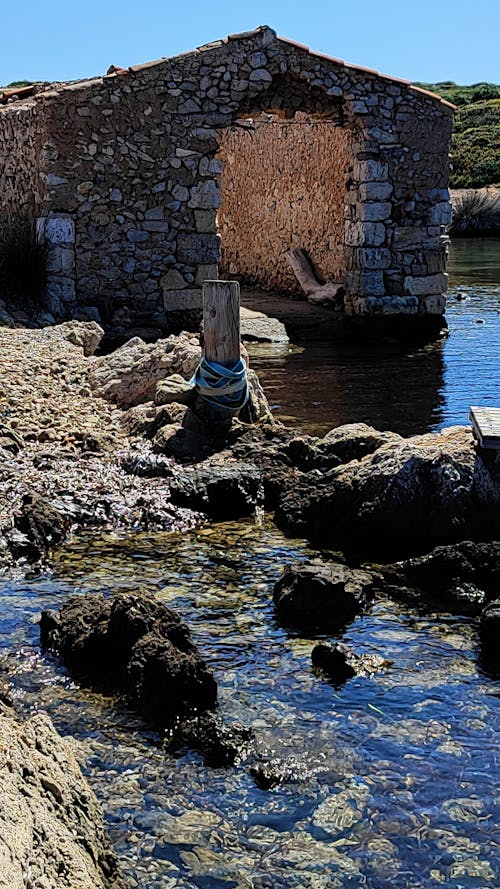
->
[0,26,454,330]
[0,99,45,231]
[217,114,349,291]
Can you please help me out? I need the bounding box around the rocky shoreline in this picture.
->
[1,320,499,885]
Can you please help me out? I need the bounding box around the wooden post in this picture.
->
[202,280,241,366]
[194,280,243,431]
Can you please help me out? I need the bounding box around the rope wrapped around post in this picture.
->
[193,356,248,412]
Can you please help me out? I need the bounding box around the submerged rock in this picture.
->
[40,591,217,725]
[312,642,392,686]
[276,427,500,559]
[273,561,374,631]
[0,708,123,888]
[167,712,253,767]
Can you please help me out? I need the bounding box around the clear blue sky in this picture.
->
[1,0,498,87]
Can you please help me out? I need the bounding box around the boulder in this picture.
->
[9,494,68,562]
[479,599,500,674]
[169,460,262,518]
[273,561,374,631]
[240,307,289,343]
[90,332,201,408]
[54,320,104,356]
[385,540,500,615]
[0,709,122,889]
[276,427,500,559]
[155,373,195,406]
[316,423,402,464]
[40,591,217,725]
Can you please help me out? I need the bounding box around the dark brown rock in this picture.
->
[40,591,217,726]
[479,599,500,674]
[273,561,374,631]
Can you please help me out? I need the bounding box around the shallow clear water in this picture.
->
[1,242,500,888]
[2,523,500,889]
[249,238,500,437]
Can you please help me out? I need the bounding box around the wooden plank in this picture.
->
[202,280,240,366]
[469,406,500,449]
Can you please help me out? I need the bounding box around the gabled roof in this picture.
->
[0,26,456,112]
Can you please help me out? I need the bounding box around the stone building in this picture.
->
[0,26,454,332]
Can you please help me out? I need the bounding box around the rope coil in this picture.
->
[193,356,249,412]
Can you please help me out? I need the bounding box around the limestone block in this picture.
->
[353,159,388,182]
[357,202,392,222]
[126,229,149,243]
[404,273,448,296]
[195,264,218,286]
[177,233,220,264]
[249,68,272,83]
[46,246,75,275]
[345,221,385,247]
[43,216,75,245]
[352,295,419,315]
[163,288,202,311]
[357,247,392,270]
[160,269,186,290]
[172,184,189,202]
[428,201,452,226]
[422,294,446,314]
[249,51,267,68]
[188,180,221,209]
[393,227,440,251]
[346,270,384,296]
[359,181,393,201]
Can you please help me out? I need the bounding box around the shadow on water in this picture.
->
[249,238,500,437]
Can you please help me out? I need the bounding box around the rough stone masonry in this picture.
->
[0,26,454,332]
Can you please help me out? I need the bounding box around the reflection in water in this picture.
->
[249,238,500,437]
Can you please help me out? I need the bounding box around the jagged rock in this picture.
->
[40,591,217,726]
[318,423,402,463]
[384,540,500,615]
[312,642,392,685]
[169,460,261,518]
[56,320,104,356]
[155,373,195,406]
[90,332,201,408]
[0,709,123,888]
[9,494,68,562]
[273,561,374,631]
[479,599,500,674]
[167,713,253,767]
[276,427,500,559]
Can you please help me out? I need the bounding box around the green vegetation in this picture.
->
[450,189,500,236]
[417,81,500,188]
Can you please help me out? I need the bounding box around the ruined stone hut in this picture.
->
[0,26,455,331]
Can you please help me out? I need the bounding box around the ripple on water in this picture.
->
[1,518,499,888]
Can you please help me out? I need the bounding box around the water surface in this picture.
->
[249,238,500,436]
[1,240,499,888]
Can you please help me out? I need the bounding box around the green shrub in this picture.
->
[416,83,500,188]
[0,215,48,304]
[450,189,500,236]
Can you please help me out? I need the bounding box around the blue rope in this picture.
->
[192,356,249,412]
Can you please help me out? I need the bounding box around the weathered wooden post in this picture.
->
[203,280,241,366]
[193,280,248,431]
